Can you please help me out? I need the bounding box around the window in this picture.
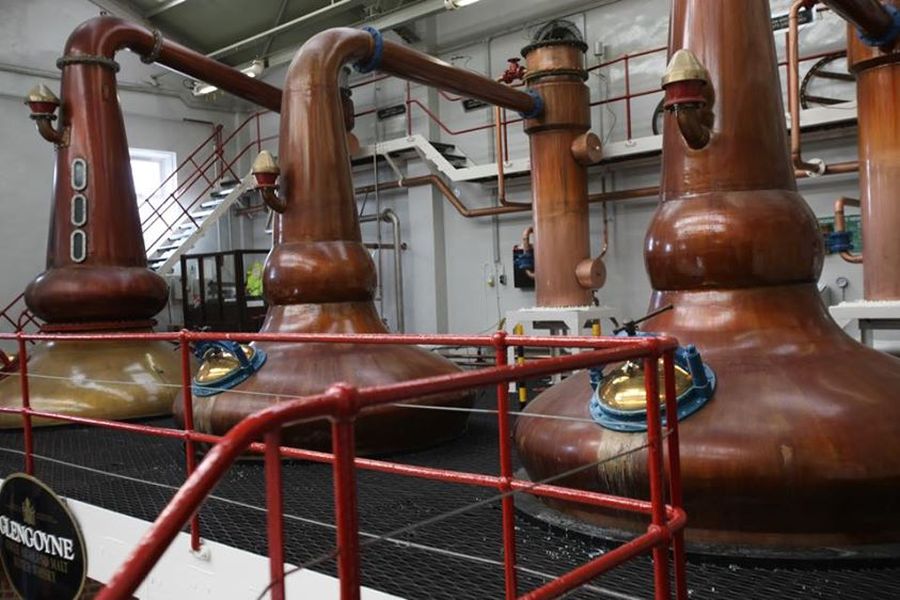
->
[131,148,177,254]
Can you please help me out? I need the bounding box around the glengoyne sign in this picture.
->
[0,474,86,600]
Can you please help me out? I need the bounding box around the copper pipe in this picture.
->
[359,168,850,218]
[491,71,531,209]
[68,17,282,111]
[259,187,287,213]
[793,160,859,178]
[588,186,660,203]
[378,40,537,115]
[493,105,530,208]
[599,201,609,259]
[789,0,828,175]
[269,27,541,254]
[356,177,661,220]
[33,117,66,145]
[521,226,534,251]
[675,108,712,150]
[834,196,864,263]
[355,175,528,218]
[359,173,851,218]
[820,0,897,43]
[820,160,859,175]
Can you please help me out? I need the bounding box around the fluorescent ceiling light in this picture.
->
[192,59,265,97]
[444,0,482,9]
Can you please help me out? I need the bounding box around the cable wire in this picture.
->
[0,446,647,600]
[1,370,604,425]
[262,431,668,599]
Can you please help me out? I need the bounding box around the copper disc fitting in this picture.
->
[576,257,606,290]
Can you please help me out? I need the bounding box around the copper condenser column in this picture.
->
[515,0,900,552]
[523,23,604,307]
[846,0,900,299]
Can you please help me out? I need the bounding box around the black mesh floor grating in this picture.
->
[0,390,898,599]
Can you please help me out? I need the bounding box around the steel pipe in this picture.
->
[360,209,405,332]
[789,0,828,175]
[206,0,367,59]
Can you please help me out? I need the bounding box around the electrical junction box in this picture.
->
[512,246,535,289]
[819,214,862,254]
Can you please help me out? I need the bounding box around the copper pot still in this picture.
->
[175,28,542,453]
[515,0,900,553]
[0,18,280,427]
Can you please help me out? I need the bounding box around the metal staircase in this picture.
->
[137,112,275,275]
[145,176,253,274]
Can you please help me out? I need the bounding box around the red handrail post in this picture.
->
[662,350,688,600]
[179,331,202,552]
[406,81,413,138]
[216,124,225,180]
[644,352,670,600]
[624,54,633,141]
[493,331,519,599]
[330,384,361,600]
[0,292,25,329]
[265,430,286,600]
[502,108,510,163]
[16,333,33,475]
[256,113,262,153]
[64,331,685,599]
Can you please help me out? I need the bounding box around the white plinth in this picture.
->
[829,300,900,346]
[505,306,617,337]
[505,306,616,385]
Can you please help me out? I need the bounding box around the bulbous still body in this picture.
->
[515,0,900,553]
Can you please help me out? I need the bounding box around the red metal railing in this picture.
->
[350,46,670,142]
[351,41,849,145]
[138,112,278,256]
[0,294,40,377]
[0,329,687,600]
